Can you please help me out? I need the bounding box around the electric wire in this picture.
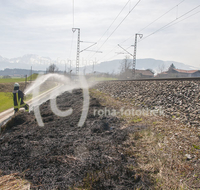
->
[94,43,133,65]
[72,0,74,28]
[96,0,186,63]
[138,0,185,33]
[97,0,141,51]
[121,0,185,45]
[68,0,75,67]
[96,3,200,64]
[85,0,132,59]
[164,10,200,30]
[69,32,75,61]
[89,0,142,60]
[86,1,199,69]
[96,0,132,45]
[139,4,200,42]
[95,45,121,64]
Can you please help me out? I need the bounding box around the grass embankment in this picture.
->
[90,88,200,189]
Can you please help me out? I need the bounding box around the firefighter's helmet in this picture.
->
[14,83,20,87]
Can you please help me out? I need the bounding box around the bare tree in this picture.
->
[158,63,166,73]
[47,64,59,73]
[119,55,131,74]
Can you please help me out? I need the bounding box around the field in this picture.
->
[0,92,13,112]
[0,79,24,113]
[0,73,38,84]
[0,75,37,113]
[27,73,38,81]
[0,77,25,83]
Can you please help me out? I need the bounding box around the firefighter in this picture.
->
[13,83,29,113]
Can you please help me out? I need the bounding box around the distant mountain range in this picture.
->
[82,59,199,74]
[0,54,199,76]
[0,54,51,71]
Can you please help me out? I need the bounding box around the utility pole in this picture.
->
[72,28,100,75]
[117,33,142,79]
[72,28,80,75]
[132,33,143,79]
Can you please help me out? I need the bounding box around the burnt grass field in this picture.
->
[0,89,151,189]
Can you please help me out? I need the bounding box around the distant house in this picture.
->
[120,69,154,79]
[135,69,154,78]
[157,64,200,78]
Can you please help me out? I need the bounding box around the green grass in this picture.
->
[193,144,200,150]
[0,92,32,113]
[0,92,13,112]
[130,117,143,123]
[27,73,38,81]
[0,78,25,83]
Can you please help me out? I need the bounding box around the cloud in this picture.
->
[0,0,199,68]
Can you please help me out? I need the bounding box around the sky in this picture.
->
[0,0,200,69]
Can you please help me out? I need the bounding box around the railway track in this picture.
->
[102,77,200,82]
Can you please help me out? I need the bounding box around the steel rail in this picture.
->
[100,77,200,82]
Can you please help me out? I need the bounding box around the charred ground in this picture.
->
[0,89,151,189]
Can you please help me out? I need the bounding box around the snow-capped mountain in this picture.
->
[0,54,53,70]
[0,54,199,75]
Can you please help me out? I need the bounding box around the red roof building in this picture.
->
[157,64,200,78]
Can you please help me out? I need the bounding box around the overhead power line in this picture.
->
[68,0,75,66]
[86,0,131,59]
[139,4,200,42]
[95,0,185,63]
[90,0,142,60]
[91,1,200,65]
[96,0,132,45]
[72,0,75,28]
[164,10,200,30]
[121,0,186,44]
[138,0,185,33]
[69,32,75,61]
[96,4,200,64]
[97,0,141,51]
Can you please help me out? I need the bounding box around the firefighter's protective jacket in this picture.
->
[13,90,26,109]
